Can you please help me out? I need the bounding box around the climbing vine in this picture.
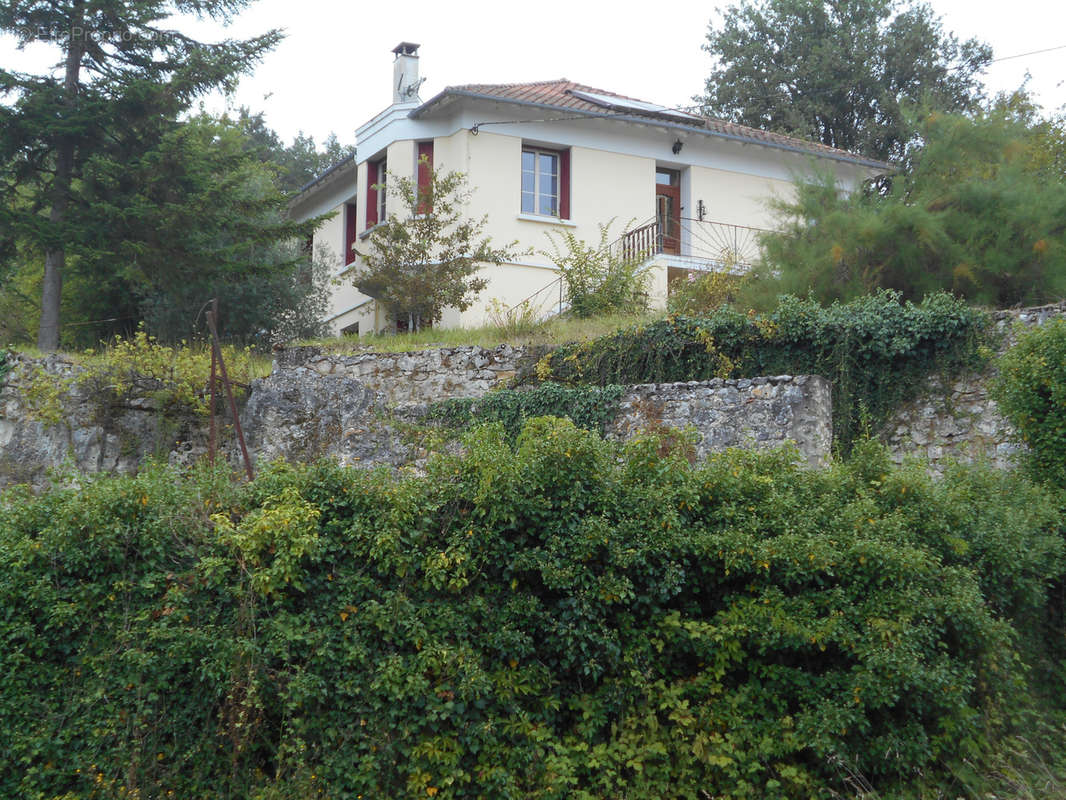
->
[427,382,625,440]
[530,291,992,452]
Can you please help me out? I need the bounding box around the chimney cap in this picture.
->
[392,42,420,57]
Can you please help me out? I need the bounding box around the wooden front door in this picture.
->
[655,168,681,254]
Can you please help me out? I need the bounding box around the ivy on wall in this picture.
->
[426,382,625,440]
[530,291,992,452]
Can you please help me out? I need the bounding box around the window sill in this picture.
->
[358,222,386,240]
[516,213,576,227]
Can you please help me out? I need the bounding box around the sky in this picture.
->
[2,0,1064,147]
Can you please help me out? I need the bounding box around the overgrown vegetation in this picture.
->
[530,291,992,452]
[541,221,650,318]
[427,383,625,439]
[1,423,1063,798]
[995,317,1066,485]
[667,270,748,315]
[18,330,269,425]
[750,101,1066,308]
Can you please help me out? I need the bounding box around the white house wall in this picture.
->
[306,99,881,334]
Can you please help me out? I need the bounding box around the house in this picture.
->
[289,43,888,336]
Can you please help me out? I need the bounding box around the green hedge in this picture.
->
[995,317,1066,485]
[532,291,992,452]
[1,421,1062,799]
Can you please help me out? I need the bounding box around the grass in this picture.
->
[301,312,667,354]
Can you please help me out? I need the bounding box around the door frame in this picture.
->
[655,168,681,255]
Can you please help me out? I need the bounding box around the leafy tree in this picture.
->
[0,0,281,351]
[701,0,992,161]
[748,106,1066,307]
[235,107,355,193]
[355,162,517,332]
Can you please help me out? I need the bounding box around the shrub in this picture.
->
[994,317,1066,485]
[667,269,747,315]
[1,425,1061,798]
[542,221,650,318]
[20,329,265,424]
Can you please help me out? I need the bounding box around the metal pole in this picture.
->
[209,321,217,465]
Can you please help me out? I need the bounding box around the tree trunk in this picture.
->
[37,4,85,351]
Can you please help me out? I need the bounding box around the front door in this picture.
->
[655,168,681,255]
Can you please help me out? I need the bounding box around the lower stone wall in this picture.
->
[0,354,214,489]
[0,355,833,488]
[608,376,832,467]
[7,301,1063,489]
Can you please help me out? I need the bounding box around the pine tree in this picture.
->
[0,1,281,350]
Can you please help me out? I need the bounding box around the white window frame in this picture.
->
[521,147,560,217]
[375,157,387,222]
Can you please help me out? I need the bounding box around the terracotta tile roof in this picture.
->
[414,79,889,169]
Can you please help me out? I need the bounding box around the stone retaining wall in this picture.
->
[0,354,833,488]
[608,376,832,467]
[882,304,1065,472]
[275,344,540,405]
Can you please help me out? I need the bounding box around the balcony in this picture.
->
[612,217,771,274]
[508,218,774,320]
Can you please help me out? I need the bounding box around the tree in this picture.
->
[72,113,330,344]
[747,103,1066,308]
[235,107,355,193]
[354,162,517,332]
[700,0,992,162]
[0,1,281,351]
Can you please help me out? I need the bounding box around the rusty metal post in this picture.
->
[208,314,217,465]
[206,299,255,481]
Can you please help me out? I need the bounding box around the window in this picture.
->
[521,146,570,219]
[366,157,387,227]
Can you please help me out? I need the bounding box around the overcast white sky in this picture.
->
[2,0,1064,146]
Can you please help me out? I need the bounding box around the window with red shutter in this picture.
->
[344,203,358,265]
[520,145,570,220]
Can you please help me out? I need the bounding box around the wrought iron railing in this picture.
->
[675,217,768,270]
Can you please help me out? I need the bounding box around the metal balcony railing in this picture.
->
[612,217,771,271]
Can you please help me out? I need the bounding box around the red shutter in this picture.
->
[559,148,571,220]
[344,203,358,265]
[365,161,378,227]
[417,141,434,214]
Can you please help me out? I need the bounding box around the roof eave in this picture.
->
[412,89,891,172]
[289,154,358,207]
